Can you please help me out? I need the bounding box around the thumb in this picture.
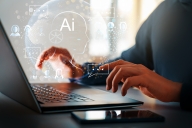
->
[58,54,75,78]
[58,54,73,67]
[139,86,155,98]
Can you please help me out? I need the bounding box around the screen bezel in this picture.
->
[0,19,42,113]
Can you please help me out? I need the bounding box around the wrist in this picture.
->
[73,63,84,78]
[172,82,182,102]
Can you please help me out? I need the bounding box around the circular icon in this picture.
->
[49,30,63,44]
[120,22,127,31]
[29,7,33,13]
[24,25,31,36]
[108,22,114,29]
[11,25,20,32]
[10,25,20,37]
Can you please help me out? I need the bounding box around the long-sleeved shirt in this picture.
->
[73,0,192,110]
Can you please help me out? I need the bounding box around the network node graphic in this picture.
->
[49,30,63,44]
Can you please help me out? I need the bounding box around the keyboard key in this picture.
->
[84,99,94,102]
[50,100,61,103]
[67,99,75,102]
[74,99,84,102]
[58,100,67,102]
[32,85,93,103]
[78,97,89,100]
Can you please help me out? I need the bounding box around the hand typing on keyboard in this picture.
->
[36,46,83,78]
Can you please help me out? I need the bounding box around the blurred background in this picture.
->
[0,0,163,83]
[89,0,163,61]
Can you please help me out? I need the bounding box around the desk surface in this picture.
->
[0,85,191,128]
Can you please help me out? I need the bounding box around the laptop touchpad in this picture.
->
[72,88,108,95]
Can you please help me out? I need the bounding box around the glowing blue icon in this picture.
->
[120,22,127,31]
[44,70,50,78]
[29,5,48,18]
[10,25,20,37]
[24,47,41,60]
[108,22,114,29]
[24,25,31,36]
[55,69,63,79]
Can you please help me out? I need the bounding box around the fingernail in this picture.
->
[106,85,110,90]
[122,92,126,96]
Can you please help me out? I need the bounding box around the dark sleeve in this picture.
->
[180,83,192,110]
[120,11,154,70]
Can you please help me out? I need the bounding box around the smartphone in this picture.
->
[71,110,165,124]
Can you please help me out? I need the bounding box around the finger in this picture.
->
[56,47,72,59]
[121,77,127,83]
[110,68,125,92]
[121,76,144,96]
[36,46,72,70]
[134,86,155,98]
[139,86,155,98]
[59,54,73,68]
[99,64,109,71]
[106,65,121,91]
[106,66,140,91]
[36,46,56,70]
[111,67,140,93]
[58,55,75,78]
[99,59,134,70]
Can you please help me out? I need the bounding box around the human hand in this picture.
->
[36,46,83,78]
[99,60,182,102]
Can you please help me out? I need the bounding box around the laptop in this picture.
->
[0,20,143,113]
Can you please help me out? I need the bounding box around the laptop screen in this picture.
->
[0,0,138,83]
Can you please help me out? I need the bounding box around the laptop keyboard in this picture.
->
[31,85,93,103]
